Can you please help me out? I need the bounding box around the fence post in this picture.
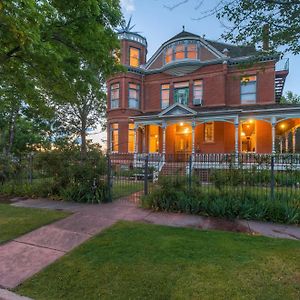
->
[270,155,275,201]
[188,155,192,189]
[28,152,33,184]
[107,153,112,202]
[144,154,149,195]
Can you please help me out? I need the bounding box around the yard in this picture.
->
[16,221,300,300]
[0,204,69,244]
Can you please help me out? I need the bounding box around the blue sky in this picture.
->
[121,0,300,95]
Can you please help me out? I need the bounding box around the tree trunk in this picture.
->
[80,116,87,160]
[6,106,18,155]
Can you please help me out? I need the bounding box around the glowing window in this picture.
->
[128,83,140,109]
[110,83,119,109]
[175,44,185,60]
[161,84,170,109]
[149,125,159,153]
[165,48,173,64]
[111,123,119,152]
[128,123,135,153]
[129,47,140,67]
[187,44,197,59]
[204,122,214,143]
[241,76,256,104]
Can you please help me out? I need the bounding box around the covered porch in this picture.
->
[131,103,300,160]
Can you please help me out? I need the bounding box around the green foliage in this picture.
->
[0,147,110,203]
[142,179,300,224]
[280,91,300,104]
[217,1,300,54]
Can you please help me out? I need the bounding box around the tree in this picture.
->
[280,91,300,104]
[162,0,300,54]
[0,0,123,155]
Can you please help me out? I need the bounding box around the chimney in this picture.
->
[262,23,269,51]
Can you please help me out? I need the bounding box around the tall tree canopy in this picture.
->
[0,0,123,155]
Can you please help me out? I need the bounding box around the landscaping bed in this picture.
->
[16,221,300,299]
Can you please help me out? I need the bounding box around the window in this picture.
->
[165,48,173,64]
[128,83,140,109]
[129,47,140,67]
[111,123,119,152]
[241,76,257,104]
[204,122,214,143]
[193,80,203,105]
[110,83,120,109]
[187,44,197,59]
[149,125,159,153]
[128,123,135,153]
[161,84,170,109]
[174,82,189,105]
[175,44,185,60]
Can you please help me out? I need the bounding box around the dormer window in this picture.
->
[164,40,199,64]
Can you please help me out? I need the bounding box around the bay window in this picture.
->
[111,123,119,152]
[110,83,120,109]
[129,83,140,109]
[128,123,135,152]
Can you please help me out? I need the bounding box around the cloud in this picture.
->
[121,0,135,13]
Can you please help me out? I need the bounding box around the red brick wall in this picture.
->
[120,40,147,66]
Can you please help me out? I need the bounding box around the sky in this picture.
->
[93,0,300,146]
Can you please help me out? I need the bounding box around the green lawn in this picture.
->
[111,181,143,199]
[16,221,300,300]
[0,204,69,244]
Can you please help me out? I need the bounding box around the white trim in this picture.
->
[158,103,197,117]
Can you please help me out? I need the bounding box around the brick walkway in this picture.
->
[0,195,299,292]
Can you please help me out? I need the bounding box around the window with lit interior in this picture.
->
[193,80,203,105]
[128,123,135,152]
[164,41,199,64]
[241,76,257,104]
[111,123,119,152]
[174,82,189,105]
[204,122,214,143]
[129,47,140,67]
[110,83,120,109]
[128,83,140,109]
[161,84,170,109]
[149,125,159,153]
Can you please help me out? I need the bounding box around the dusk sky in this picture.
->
[93,0,300,146]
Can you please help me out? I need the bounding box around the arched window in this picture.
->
[187,44,197,59]
[175,44,185,60]
[165,48,173,64]
[164,41,199,64]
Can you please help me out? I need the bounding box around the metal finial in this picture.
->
[182,25,185,31]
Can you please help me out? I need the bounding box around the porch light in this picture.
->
[180,122,184,126]
[249,119,254,124]
[281,124,285,129]
[241,132,246,136]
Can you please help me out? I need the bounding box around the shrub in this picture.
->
[141,182,300,224]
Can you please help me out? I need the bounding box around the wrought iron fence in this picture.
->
[2,152,300,203]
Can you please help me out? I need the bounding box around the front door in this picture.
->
[175,124,192,161]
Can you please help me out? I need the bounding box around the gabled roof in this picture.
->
[159,103,197,117]
[205,39,257,58]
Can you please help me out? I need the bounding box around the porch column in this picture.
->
[234,117,239,160]
[292,128,296,153]
[271,116,276,154]
[162,121,166,160]
[191,121,196,156]
[280,138,283,154]
[285,132,289,153]
[134,124,138,154]
[141,125,146,153]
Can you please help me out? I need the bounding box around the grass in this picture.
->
[0,204,69,244]
[16,221,300,300]
[111,181,143,199]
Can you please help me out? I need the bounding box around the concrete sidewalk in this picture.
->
[0,196,299,291]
